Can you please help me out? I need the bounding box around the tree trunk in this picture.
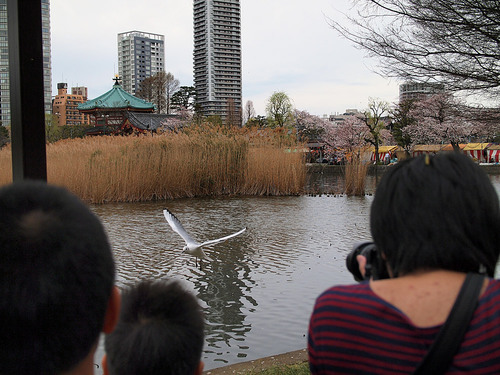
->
[374,143,380,164]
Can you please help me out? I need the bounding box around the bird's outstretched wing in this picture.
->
[163,209,200,247]
[200,227,247,248]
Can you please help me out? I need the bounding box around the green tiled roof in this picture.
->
[78,82,155,111]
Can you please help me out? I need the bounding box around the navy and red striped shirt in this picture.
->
[308,279,500,374]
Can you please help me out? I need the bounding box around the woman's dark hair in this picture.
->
[371,152,500,277]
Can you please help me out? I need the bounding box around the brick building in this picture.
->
[52,83,89,126]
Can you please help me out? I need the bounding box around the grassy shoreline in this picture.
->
[203,349,309,375]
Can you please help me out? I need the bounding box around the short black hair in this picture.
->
[0,180,115,374]
[371,152,500,277]
[105,279,205,375]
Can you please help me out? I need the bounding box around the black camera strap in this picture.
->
[412,272,485,374]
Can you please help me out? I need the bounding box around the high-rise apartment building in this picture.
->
[117,31,165,96]
[0,0,52,126]
[41,0,52,115]
[399,82,445,103]
[193,0,242,123]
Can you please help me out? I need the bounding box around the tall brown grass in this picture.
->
[344,156,368,196]
[0,125,306,203]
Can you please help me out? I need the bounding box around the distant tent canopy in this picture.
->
[315,143,500,164]
[411,144,443,157]
[371,145,398,162]
[463,143,490,161]
[366,143,499,163]
[487,145,500,163]
[410,143,490,162]
[441,144,466,152]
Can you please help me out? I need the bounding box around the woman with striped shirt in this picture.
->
[308,153,500,374]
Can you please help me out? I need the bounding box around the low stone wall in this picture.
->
[306,163,500,175]
[306,164,390,177]
[480,164,500,175]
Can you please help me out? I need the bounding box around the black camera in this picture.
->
[345,242,389,281]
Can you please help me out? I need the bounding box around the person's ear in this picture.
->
[194,361,204,375]
[356,254,367,279]
[103,286,121,334]
[101,354,109,375]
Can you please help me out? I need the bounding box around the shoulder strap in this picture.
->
[413,272,485,374]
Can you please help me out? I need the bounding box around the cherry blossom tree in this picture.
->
[380,128,395,146]
[324,115,368,162]
[294,110,328,142]
[465,107,500,142]
[405,93,473,151]
[324,115,372,195]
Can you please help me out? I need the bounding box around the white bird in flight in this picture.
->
[163,208,246,267]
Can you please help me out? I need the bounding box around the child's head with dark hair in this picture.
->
[0,180,116,374]
[371,152,500,277]
[104,279,205,375]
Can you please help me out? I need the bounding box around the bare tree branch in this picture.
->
[329,0,500,97]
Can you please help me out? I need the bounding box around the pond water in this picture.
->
[92,173,500,372]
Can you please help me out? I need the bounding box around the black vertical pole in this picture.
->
[8,0,47,181]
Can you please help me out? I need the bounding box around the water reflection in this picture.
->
[90,174,500,371]
[306,168,380,195]
[91,194,373,370]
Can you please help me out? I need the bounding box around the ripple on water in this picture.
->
[90,194,373,371]
[90,178,500,373]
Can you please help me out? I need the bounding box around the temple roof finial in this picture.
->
[113,75,121,86]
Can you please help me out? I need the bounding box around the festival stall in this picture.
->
[411,144,443,157]
[462,143,490,162]
[487,145,500,163]
[441,144,466,152]
[371,145,398,163]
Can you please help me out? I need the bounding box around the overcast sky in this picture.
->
[50,0,400,117]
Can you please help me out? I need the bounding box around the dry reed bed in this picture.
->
[344,157,368,196]
[0,126,306,203]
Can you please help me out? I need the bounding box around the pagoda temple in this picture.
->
[78,77,171,135]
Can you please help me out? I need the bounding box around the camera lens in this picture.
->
[346,242,373,281]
